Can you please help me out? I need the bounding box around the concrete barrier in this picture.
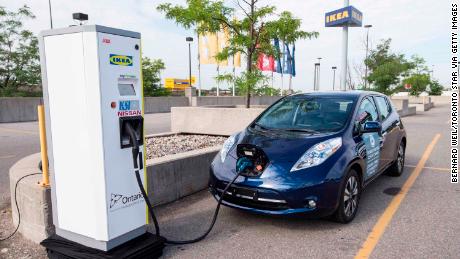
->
[0,97,41,123]
[0,97,189,122]
[8,153,54,243]
[142,97,189,114]
[147,146,220,206]
[172,106,265,136]
[9,145,220,244]
[192,96,281,107]
[390,99,416,117]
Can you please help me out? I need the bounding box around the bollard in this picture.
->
[38,105,50,187]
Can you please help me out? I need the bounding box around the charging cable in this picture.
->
[125,123,244,245]
[0,172,41,242]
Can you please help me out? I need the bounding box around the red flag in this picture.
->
[257,53,275,72]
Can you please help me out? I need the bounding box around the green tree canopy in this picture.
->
[0,5,40,96]
[365,39,414,95]
[142,57,168,96]
[428,80,444,96]
[158,0,318,107]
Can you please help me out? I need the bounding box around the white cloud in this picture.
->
[0,0,451,91]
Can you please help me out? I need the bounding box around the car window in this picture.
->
[375,96,391,121]
[356,97,379,124]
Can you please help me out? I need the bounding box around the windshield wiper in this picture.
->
[282,128,320,134]
[253,122,270,130]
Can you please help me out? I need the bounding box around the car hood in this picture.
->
[231,127,339,162]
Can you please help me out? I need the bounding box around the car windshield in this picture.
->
[254,96,356,133]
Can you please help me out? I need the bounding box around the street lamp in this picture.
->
[317,57,322,90]
[186,37,193,88]
[364,24,372,90]
[332,66,337,91]
[48,0,53,28]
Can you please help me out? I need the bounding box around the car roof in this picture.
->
[289,90,385,99]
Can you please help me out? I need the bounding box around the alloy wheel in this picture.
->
[343,176,359,217]
[397,144,405,172]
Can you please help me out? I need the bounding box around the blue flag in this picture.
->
[283,42,292,75]
[274,38,283,73]
[291,43,296,77]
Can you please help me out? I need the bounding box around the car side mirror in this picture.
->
[361,121,381,134]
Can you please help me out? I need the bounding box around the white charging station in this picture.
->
[39,25,147,251]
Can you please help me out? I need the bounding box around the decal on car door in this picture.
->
[363,132,380,178]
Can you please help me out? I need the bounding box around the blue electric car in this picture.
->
[209,91,407,223]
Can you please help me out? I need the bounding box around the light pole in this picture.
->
[314,63,320,91]
[332,66,337,91]
[364,24,372,90]
[186,37,193,88]
[317,57,322,90]
[48,0,53,28]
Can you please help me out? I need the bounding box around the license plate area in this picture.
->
[232,187,258,200]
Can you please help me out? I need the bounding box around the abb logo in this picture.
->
[102,38,111,44]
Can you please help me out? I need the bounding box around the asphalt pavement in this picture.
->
[0,105,458,258]
[151,103,458,258]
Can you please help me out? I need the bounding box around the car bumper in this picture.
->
[208,171,340,217]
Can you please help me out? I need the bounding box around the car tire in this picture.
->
[333,169,361,224]
[387,141,405,177]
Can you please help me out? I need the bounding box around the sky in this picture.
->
[0,0,453,92]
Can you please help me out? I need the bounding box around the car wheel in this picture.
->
[387,141,405,177]
[333,169,361,224]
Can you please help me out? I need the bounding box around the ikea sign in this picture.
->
[325,6,363,27]
[109,54,133,66]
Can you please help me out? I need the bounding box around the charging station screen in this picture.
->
[118,83,136,96]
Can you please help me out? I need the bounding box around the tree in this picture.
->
[142,57,169,96]
[400,56,431,96]
[428,80,444,96]
[402,73,431,96]
[365,39,414,95]
[0,5,40,96]
[158,0,318,107]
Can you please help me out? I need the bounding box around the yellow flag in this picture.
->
[233,52,241,68]
[217,28,229,66]
[199,33,218,65]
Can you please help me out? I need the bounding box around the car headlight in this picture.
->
[220,135,236,163]
[291,137,342,172]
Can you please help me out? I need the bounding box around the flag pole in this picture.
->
[233,62,236,96]
[197,33,202,96]
[216,65,220,96]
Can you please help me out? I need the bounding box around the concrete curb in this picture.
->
[8,146,221,244]
[8,153,54,244]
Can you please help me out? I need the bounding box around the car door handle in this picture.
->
[380,132,387,148]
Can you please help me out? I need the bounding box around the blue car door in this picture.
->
[356,97,382,181]
[373,96,396,170]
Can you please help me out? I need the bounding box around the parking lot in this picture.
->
[0,104,458,258]
[153,103,458,258]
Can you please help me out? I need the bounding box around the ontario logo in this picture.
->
[110,54,133,66]
[109,192,144,211]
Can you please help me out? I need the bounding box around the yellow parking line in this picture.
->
[355,134,441,259]
[405,165,450,172]
[0,126,38,135]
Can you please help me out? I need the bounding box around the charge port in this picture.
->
[236,144,269,177]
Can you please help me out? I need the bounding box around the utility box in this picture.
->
[39,25,146,251]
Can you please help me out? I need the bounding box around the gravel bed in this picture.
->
[146,134,227,159]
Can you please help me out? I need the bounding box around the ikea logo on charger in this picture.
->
[110,54,133,66]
